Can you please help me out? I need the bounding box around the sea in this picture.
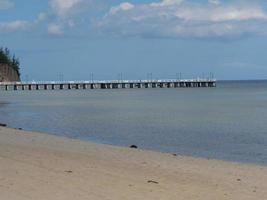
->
[0,80,267,165]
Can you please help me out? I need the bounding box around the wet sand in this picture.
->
[0,127,266,200]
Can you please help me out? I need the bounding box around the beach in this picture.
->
[0,127,266,200]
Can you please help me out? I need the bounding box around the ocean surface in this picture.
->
[0,80,267,164]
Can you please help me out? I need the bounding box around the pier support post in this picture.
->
[101,83,106,89]
[83,84,87,90]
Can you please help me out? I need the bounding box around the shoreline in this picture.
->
[3,124,267,166]
[1,126,267,199]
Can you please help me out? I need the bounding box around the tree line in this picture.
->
[0,47,21,77]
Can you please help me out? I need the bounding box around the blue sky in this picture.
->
[1,0,267,81]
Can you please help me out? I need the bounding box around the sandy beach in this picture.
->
[0,127,266,200]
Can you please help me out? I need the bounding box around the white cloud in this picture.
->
[151,0,184,7]
[47,23,63,35]
[109,2,135,15]
[46,0,95,35]
[97,0,267,38]
[37,12,48,22]
[0,0,13,10]
[0,20,30,32]
[49,0,87,17]
[173,5,267,22]
[209,0,220,5]
[0,0,97,36]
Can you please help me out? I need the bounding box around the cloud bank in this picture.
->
[1,0,267,39]
[97,0,267,38]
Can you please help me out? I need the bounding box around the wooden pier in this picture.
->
[0,79,216,91]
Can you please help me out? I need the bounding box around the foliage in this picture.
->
[0,47,20,76]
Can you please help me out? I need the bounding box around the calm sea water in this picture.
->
[0,80,267,164]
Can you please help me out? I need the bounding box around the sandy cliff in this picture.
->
[0,64,20,82]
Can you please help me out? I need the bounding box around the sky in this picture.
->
[1,0,267,81]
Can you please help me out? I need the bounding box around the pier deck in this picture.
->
[0,79,216,91]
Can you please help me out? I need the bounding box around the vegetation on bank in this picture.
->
[0,47,20,76]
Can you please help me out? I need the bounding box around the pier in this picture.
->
[0,79,216,91]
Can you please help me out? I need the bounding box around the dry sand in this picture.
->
[0,127,267,200]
